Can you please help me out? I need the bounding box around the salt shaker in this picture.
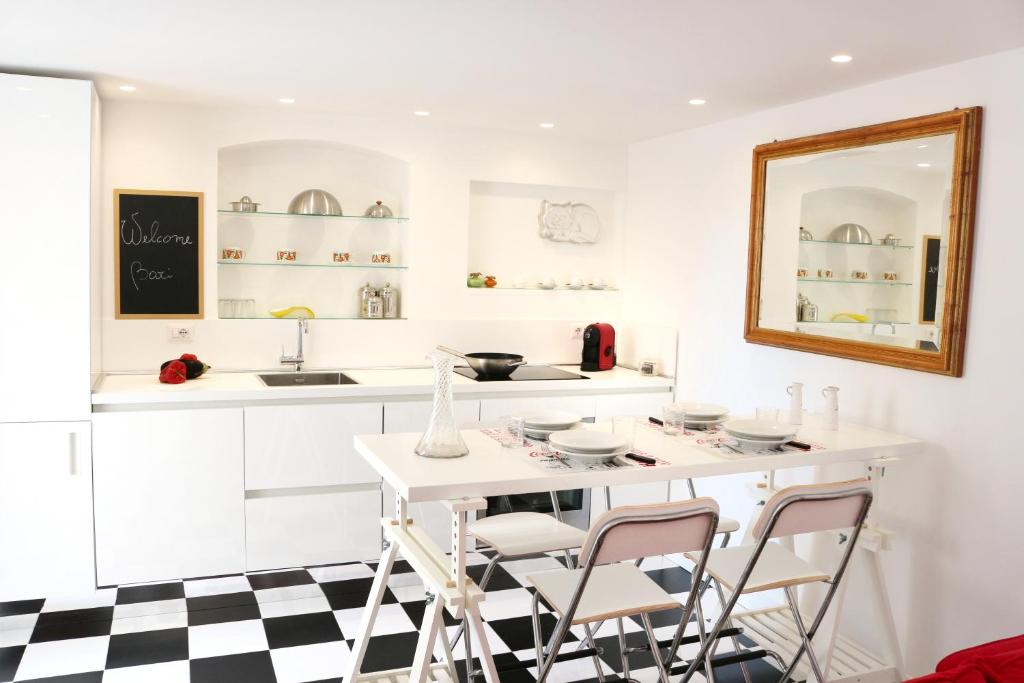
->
[786,382,803,425]
[358,283,374,318]
[821,385,840,430]
[367,290,384,319]
[381,282,398,319]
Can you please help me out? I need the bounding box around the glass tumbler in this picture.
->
[662,405,686,435]
[500,416,526,448]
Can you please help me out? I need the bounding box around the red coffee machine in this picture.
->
[581,322,616,371]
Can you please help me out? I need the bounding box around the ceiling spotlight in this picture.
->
[413,110,430,117]
[539,122,555,129]
[830,54,853,63]
[278,97,295,104]
[916,162,932,168]
[119,85,137,92]
[38,113,50,118]
[688,98,706,106]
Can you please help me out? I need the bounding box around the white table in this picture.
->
[347,417,922,683]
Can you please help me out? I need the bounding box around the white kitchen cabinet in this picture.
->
[245,489,382,571]
[0,75,99,423]
[382,399,481,549]
[0,422,95,601]
[479,395,597,421]
[92,409,245,585]
[594,392,672,421]
[244,402,383,490]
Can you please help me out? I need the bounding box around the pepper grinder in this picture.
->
[821,385,840,430]
[786,381,803,425]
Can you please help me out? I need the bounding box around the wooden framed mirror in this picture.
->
[744,108,981,376]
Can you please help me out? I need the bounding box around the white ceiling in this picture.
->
[3,0,1023,143]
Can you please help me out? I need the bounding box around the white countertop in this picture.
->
[91,365,673,407]
[354,416,923,503]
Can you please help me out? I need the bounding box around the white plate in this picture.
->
[549,430,629,454]
[556,446,630,464]
[523,410,582,429]
[676,402,730,419]
[723,419,796,440]
[732,436,788,450]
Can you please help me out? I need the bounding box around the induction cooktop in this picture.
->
[454,365,588,382]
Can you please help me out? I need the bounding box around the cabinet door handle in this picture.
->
[69,432,78,476]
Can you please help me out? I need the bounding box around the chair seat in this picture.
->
[685,542,830,594]
[717,516,741,534]
[528,562,680,625]
[467,512,587,557]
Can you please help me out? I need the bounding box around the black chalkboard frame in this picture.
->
[114,189,205,319]
[919,234,942,325]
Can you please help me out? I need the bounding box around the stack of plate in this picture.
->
[548,430,630,464]
[722,419,797,450]
[677,402,730,428]
[523,410,581,439]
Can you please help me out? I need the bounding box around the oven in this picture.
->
[481,488,592,531]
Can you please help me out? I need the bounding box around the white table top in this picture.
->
[354,416,923,503]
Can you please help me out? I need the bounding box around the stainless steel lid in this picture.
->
[828,222,872,244]
[288,189,343,216]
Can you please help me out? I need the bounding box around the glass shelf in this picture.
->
[217,260,407,270]
[222,315,406,320]
[218,209,408,222]
[800,239,912,250]
[798,320,911,325]
[467,285,620,292]
[797,277,910,286]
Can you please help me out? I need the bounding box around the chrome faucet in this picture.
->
[280,318,309,371]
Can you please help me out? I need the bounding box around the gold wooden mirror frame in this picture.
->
[744,108,982,377]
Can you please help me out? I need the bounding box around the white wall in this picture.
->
[100,102,642,371]
[624,48,1024,674]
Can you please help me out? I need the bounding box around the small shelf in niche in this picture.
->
[217,260,407,270]
[797,277,910,286]
[467,285,619,292]
[222,315,407,320]
[218,209,408,222]
[800,239,912,250]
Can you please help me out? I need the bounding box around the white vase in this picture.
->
[415,352,469,458]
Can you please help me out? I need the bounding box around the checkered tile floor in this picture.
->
[0,552,786,682]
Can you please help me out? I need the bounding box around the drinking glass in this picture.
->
[218,299,234,319]
[612,416,637,449]
[500,416,526,448]
[662,405,686,435]
[756,406,780,422]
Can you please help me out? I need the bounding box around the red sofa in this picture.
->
[906,635,1024,682]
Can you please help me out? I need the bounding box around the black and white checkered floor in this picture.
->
[0,551,787,682]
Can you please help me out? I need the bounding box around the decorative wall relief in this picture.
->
[537,200,601,243]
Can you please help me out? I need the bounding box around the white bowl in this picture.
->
[549,430,629,454]
[675,402,730,419]
[523,410,581,429]
[723,419,796,440]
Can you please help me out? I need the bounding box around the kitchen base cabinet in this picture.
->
[245,488,382,571]
[92,409,245,585]
[0,422,94,601]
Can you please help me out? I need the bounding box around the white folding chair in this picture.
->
[527,498,721,683]
[680,479,874,683]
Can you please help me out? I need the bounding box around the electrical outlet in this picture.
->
[168,325,194,341]
[570,325,585,340]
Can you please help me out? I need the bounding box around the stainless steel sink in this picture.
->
[258,372,358,387]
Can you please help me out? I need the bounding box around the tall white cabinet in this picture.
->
[0,73,101,600]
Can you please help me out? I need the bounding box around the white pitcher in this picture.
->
[786,382,804,425]
[822,385,840,430]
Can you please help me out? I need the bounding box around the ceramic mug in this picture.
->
[221,247,244,260]
[796,267,809,278]
[817,268,834,279]
[332,251,351,263]
[852,270,869,280]
[276,249,296,262]
[882,271,899,281]
[371,251,392,264]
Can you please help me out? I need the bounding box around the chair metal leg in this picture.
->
[641,612,671,683]
[616,617,631,681]
[463,607,474,682]
[692,585,718,683]
[536,613,574,683]
[785,585,827,683]
[714,580,752,683]
[450,554,502,649]
[531,591,545,671]
[582,623,607,682]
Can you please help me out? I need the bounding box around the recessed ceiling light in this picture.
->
[278,97,295,104]
[916,144,929,149]
[830,54,853,63]
[119,85,137,92]
[413,110,430,117]
[539,122,555,129]
[15,86,32,92]
[38,113,50,118]
[916,162,932,168]
[688,98,706,106]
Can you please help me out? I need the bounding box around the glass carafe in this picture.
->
[415,352,469,458]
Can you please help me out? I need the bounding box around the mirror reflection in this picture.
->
[758,133,954,351]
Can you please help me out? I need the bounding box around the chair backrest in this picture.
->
[751,478,872,540]
[579,497,719,566]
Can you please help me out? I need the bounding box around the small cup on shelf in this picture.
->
[276,249,297,262]
[221,247,244,261]
[371,251,392,265]
[817,268,834,279]
[851,270,869,280]
[796,267,809,278]
[882,271,900,281]
[332,250,351,264]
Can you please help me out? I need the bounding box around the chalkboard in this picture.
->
[919,235,942,325]
[115,190,204,318]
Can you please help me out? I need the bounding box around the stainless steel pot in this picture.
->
[229,195,260,212]
[437,345,526,378]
